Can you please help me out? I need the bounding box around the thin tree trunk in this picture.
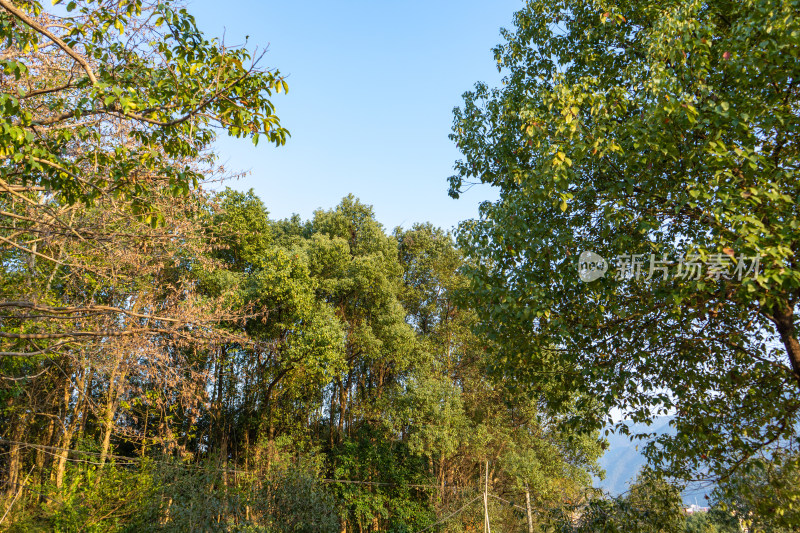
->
[329,382,337,447]
[37,416,56,497]
[99,353,128,467]
[4,407,28,499]
[76,364,93,442]
[337,378,348,441]
[525,484,534,533]
[483,460,491,533]
[140,404,149,457]
[55,366,86,488]
[439,452,445,498]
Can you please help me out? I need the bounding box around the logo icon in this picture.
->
[578,251,607,282]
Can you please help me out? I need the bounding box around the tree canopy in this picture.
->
[449,0,800,483]
[4,0,800,529]
[0,6,606,519]
[1,0,287,209]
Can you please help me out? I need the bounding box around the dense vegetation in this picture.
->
[0,1,604,530]
[1,0,798,530]
[0,180,603,531]
[449,0,800,522]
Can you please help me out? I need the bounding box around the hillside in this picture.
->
[595,417,710,505]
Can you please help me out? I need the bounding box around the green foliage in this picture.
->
[6,458,157,533]
[130,462,339,533]
[0,190,605,531]
[254,469,340,533]
[712,451,800,532]
[0,3,654,531]
[0,0,607,530]
[2,5,610,533]
[392,223,603,531]
[6,454,339,533]
[542,469,686,532]
[0,0,288,210]
[449,0,800,482]
[685,510,740,533]
[209,189,274,272]
[329,430,434,531]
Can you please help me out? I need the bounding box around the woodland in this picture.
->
[1,0,799,532]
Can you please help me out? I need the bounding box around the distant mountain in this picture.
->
[593,417,710,505]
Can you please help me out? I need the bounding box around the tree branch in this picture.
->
[0,0,98,85]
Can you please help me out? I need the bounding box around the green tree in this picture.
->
[449,0,800,481]
[544,469,686,533]
[0,0,291,424]
[0,0,293,523]
[307,196,424,529]
[712,451,800,532]
[1,0,287,208]
[394,223,603,531]
[190,189,345,466]
[308,195,417,446]
[686,510,740,533]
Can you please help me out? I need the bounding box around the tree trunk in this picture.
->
[483,460,491,533]
[37,416,56,497]
[772,303,800,388]
[525,484,534,533]
[438,452,445,499]
[4,407,29,499]
[337,378,348,441]
[99,355,128,467]
[55,366,87,488]
[329,381,337,447]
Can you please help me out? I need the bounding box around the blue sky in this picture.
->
[187,0,523,232]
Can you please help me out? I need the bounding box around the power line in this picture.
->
[0,438,476,489]
[413,495,482,533]
[490,493,527,512]
[1,439,567,530]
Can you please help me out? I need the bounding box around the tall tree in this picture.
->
[309,195,417,446]
[1,0,289,350]
[194,189,345,465]
[395,223,603,531]
[449,0,800,482]
[0,0,290,510]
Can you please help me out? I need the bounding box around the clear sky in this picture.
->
[187,0,523,232]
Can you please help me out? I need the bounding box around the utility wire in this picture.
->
[0,439,577,530]
[490,493,528,512]
[413,495,482,533]
[0,438,476,489]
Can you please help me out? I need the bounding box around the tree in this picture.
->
[711,450,800,532]
[450,0,800,482]
[1,0,287,205]
[0,184,226,493]
[0,189,606,529]
[194,189,346,468]
[0,0,289,351]
[686,509,740,533]
[546,469,686,533]
[0,0,292,516]
[306,196,424,529]
[393,223,603,532]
